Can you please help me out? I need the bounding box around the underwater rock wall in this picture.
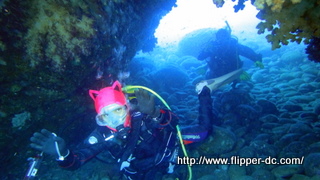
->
[0,0,176,178]
[255,0,320,49]
[24,0,95,71]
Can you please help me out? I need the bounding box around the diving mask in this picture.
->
[96,104,128,129]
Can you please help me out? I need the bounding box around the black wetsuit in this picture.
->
[58,109,178,179]
[57,87,213,179]
[198,38,262,79]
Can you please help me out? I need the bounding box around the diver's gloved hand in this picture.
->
[134,89,160,118]
[254,54,264,69]
[240,71,251,81]
[30,129,68,159]
[255,61,264,69]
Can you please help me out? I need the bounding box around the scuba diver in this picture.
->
[29,80,213,180]
[198,25,264,80]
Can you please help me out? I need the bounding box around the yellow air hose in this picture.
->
[123,85,193,180]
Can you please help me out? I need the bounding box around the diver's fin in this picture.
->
[195,69,243,94]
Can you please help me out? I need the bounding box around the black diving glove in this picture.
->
[240,71,251,81]
[30,129,69,160]
[255,61,264,69]
[255,54,264,69]
[134,89,160,118]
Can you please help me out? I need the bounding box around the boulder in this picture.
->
[257,99,279,115]
[271,165,303,178]
[198,126,236,155]
[303,153,320,177]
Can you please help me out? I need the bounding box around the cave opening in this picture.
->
[155,0,262,48]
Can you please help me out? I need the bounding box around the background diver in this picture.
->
[29,80,214,179]
[198,27,264,82]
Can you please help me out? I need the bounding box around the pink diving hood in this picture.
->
[89,81,130,129]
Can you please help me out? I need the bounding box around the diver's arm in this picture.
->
[58,129,110,170]
[238,44,262,62]
[198,42,219,61]
[58,142,108,170]
[198,50,210,60]
[29,129,97,170]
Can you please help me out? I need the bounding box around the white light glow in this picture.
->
[155,0,262,47]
